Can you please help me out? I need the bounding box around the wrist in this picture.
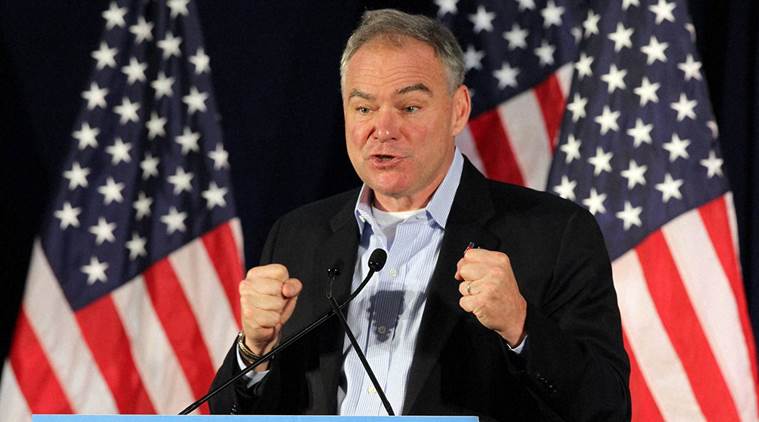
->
[237,331,270,371]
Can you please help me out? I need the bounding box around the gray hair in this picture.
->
[339,9,466,93]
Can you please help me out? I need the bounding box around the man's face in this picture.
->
[342,37,470,210]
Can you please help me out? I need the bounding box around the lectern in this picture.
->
[34,416,479,422]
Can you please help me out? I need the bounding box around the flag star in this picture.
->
[655,173,684,203]
[649,0,676,24]
[516,0,535,11]
[105,138,132,165]
[707,120,719,139]
[571,26,583,44]
[469,6,495,33]
[81,82,109,110]
[566,94,587,122]
[594,106,620,135]
[203,182,228,209]
[54,202,82,229]
[208,143,230,170]
[620,160,648,189]
[663,133,691,162]
[616,201,643,230]
[183,87,208,114]
[91,42,118,70]
[671,93,697,121]
[63,162,91,189]
[678,54,702,81]
[534,40,555,66]
[126,233,148,260]
[623,0,640,10]
[700,150,724,178]
[588,147,613,176]
[157,32,182,59]
[175,127,201,154]
[608,23,634,52]
[102,2,127,29]
[98,177,125,204]
[114,97,140,124]
[574,53,593,79]
[146,112,167,140]
[503,24,528,50]
[560,135,581,164]
[641,36,668,65]
[634,77,660,106]
[168,0,190,17]
[121,57,147,85]
[151,72,175,99]
[686,23,696,41]
[493,62,519,89]
[553,176,577,201]
[73,122,100,150]
[582,188,607,215]
[133,191,153,220]
[541,0,564,28]
[129,16,154,43]
[140,154,159,180]
[582,10,600,37]
[89,217,117,245]
[161,207,187,234]
[81,256,109,285]
[463,45,484,71]
[168,167,194,194]
[626,118,653,147]
[434,0,458,16]
[601,64,627,94]
[189,48,210,74]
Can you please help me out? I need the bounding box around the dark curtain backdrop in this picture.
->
[1,0,757,369]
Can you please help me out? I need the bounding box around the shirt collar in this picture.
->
[354,148,464,234]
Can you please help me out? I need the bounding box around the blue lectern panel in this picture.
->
[34,416,479,422]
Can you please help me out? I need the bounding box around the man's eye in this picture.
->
[356,106,370,114]
[404,105,420,113]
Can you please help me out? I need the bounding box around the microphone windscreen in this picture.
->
[367,248,387,272]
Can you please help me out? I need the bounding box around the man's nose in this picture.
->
[373,108,399,142]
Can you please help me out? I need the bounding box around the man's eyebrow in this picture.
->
[348,89,374,100]
[397,83,432,96]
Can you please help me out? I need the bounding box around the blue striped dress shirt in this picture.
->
[337,150,464,415]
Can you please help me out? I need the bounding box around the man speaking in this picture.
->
[210,9,630,421]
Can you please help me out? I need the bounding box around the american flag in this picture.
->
[439,0,758,420]
[0,0,243,418]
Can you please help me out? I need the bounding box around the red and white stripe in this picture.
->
[457,62,573,190]
[0,220,244,419]
[615,195,758,421]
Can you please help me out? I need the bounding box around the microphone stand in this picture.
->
[326,270,395,415]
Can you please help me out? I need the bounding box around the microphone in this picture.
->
[326,250,394,415]
[178,248,388,415]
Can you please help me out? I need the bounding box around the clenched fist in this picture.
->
[239,263,302,371]
[455,248,527,347]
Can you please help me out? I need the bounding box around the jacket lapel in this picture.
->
[402,160,500,414]
[312,196,361,414]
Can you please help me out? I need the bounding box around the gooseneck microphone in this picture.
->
[178,248,388,415]
[326,251,394,415]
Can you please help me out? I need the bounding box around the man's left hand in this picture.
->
[455,248,527,347]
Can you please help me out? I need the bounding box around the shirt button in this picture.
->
[389,268,398,278]
[368,386,377,394]
[377,325,387,334]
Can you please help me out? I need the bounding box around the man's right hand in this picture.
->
[239,264,302,371]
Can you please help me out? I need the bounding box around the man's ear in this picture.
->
[450,84,472,137]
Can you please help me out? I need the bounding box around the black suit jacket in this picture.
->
[209,160,631,421]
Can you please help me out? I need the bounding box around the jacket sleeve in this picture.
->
[503,207,631,421]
